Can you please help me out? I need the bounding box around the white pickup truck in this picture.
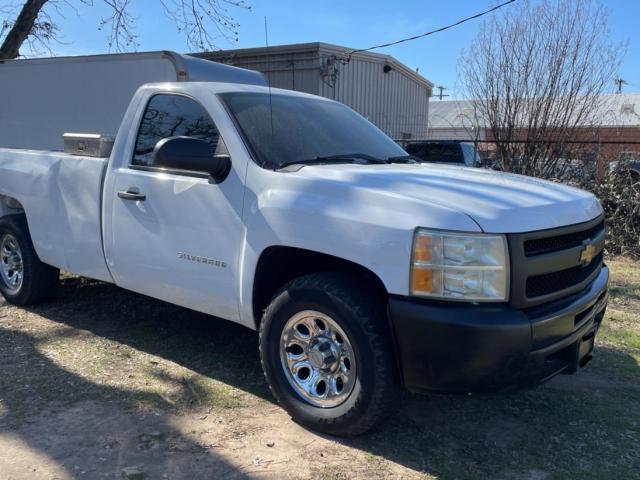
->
[0,53,608,436]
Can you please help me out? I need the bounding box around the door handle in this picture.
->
[118,189,146,201]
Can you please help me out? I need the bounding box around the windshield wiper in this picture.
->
[386,154,422,164]
[277,153,388,170]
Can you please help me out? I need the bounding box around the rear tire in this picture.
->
[259,272,398,436]
[0,215,60,305]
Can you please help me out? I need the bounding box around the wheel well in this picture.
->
[252,246,388,329]
[0,195,24,219]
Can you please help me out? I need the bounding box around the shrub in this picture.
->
[589,169,640,258]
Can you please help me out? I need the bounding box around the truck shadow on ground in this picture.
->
[0,324,253,478]
[7,276,640,478]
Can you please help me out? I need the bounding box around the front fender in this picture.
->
[237,165,480,328]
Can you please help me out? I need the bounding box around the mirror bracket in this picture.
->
[207,155,232,184]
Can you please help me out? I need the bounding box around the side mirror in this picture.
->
[153,136,231,183]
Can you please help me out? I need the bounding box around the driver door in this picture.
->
[106,93,245,321]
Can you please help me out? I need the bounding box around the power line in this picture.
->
[346,0,517,61]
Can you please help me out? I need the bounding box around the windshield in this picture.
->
[220,92,406,169]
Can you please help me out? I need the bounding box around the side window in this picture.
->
[132,94,220,167]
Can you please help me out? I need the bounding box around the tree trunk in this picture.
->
[0,0,48,60]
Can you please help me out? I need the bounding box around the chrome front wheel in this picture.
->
[260,273,398,436]
[0,233,24,294]
[280,310,357,408]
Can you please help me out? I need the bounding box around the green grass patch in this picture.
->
[599,324,640,350]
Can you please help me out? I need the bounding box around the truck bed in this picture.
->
[0,148,112,282]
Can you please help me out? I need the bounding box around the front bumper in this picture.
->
[388,265,609,394]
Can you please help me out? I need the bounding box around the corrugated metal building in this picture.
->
[194,42,433,140]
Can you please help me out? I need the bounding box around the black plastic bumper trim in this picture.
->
[388,266,609,394]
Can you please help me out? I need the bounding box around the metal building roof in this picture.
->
[429,93,640,129]
[192,42,433,90]
[428,99,481,129]
[599,93,640,127]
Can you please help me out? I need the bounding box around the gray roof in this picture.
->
[192,42,433,90]
[428,93,640,129]
[428,99,481,129]
[599,93,640,127]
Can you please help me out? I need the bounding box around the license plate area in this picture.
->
[577,331,595,368]
[548,328,597,375]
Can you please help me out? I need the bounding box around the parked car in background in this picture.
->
[609,155,640,180]
[404,140,482,167]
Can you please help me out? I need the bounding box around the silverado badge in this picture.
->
[178,252,227,268]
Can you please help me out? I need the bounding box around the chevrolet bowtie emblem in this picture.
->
[579,242,596,266]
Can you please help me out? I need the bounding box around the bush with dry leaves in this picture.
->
[558,164,640,259]
[590,168,640,258]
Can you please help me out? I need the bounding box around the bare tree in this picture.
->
[1,0,48,59]
[0,0,250,60]
[460,0,624,178]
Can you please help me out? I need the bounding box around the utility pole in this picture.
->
[435,85,450,101]
[614,78,627,94]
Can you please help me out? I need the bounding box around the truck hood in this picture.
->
[296,163,603,233]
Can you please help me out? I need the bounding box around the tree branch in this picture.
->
[0,0,48,59]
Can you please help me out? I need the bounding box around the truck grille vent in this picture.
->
[526,252,603,298]
[524,221,604,257]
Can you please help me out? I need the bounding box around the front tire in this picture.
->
[259,272,398,436]
[0,215,59,305]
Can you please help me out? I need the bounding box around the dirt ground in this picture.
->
[0,259,639,480]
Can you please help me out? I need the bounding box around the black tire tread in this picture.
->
[0,214,60,305]
[259,272,398,436]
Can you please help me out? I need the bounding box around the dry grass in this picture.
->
[0,260,638,479]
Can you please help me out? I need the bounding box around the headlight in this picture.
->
[411,229,509,301]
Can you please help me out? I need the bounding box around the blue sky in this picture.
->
[42,0,640,97]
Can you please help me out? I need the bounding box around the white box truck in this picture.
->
[0,51,608,436]
[0,50,266,150]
